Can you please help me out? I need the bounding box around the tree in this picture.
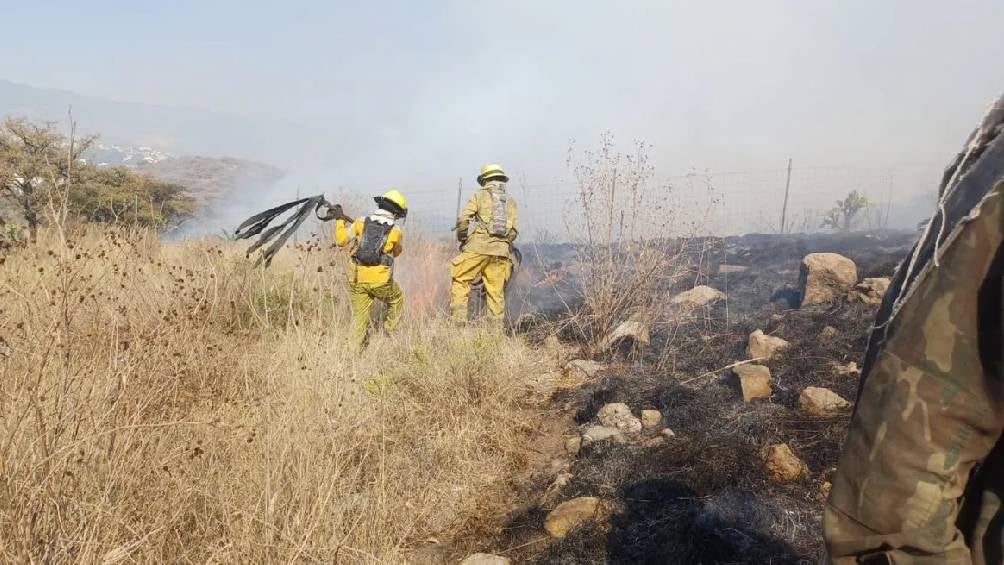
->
[0,117,195,236]
[0,118,93,240]
[821,190,870,232]
[70,165,195,228]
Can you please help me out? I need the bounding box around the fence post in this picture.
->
[779,158,792,233]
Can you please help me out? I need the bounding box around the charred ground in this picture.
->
[493,230,916,564]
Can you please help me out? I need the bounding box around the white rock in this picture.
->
[733,364,772,402]
[544,497,600,538]
[718,264,748,274]
[671,285,726,308]
[597,403,643,434]
[850,277,891,304]
[604,320,651,349]
[762,443,808,483]
[832,361,859,376]
[820,481,833,501]
[581,425,627,445]
[746,329,791,360]
[642,437,667,448]
[799,386,850,416]
[799,253,858,306]
[661,428,676,438]
[640,409,662,429]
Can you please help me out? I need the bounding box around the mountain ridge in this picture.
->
[0,78,326,167]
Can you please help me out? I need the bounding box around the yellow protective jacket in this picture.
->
[334,211,403,285]
[456,180,518,258]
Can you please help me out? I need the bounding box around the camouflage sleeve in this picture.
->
[825,186,1004,563]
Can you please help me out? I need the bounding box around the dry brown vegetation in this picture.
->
[0,227,550,563]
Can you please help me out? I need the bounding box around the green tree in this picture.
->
[0,117,195,236]
[70,165,195,228]
[821,190,870,232]
[0,118,93,240]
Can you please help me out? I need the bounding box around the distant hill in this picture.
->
[137,156,284,205]
[0,78,326,167]
[0,79,297,233]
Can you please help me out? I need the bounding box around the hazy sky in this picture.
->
[2,0,1003,232]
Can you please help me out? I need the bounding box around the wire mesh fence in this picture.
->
[346,161,940,242]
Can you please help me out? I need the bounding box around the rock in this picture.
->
[762,443,808,482]
[820,325,838,339]
[671,285,726,308]
[544,497,600,538]
[581,425,626,445]
[604,319,651,350]
[746,329,791,360]
[832,360,859,376]
[642,436,667,448]
[799,253,859,306]
[661,428,676,439]
[733,364,772,402]
[718,264,748,274]
[799,386,850,416]
[564,359,605,380]
[819,481,833,501]
[597,403,643,434]
[564,436,582,456]
[850,277,891,304]
[640,409,662,429]
[460,554,511,565]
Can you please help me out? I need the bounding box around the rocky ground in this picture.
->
[446,230,917,565]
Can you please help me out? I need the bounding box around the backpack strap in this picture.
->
[352,217,394,267]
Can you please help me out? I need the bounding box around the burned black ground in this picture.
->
[499,230,915,564]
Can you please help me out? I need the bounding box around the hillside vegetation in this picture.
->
[0,227,550,562]
[0,118,195,240]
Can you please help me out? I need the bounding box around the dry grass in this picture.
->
[0,227,549,563]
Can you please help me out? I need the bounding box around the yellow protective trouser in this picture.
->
[449,251,512,321]
[348,280,403,348]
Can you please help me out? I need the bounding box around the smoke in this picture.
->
[4,2,1002,239]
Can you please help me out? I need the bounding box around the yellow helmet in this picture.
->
[375,189,408,217]
[477,163,509,186]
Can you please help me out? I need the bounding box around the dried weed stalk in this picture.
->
[0,226,547,563]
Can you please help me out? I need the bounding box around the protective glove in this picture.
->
[318,204,352,222]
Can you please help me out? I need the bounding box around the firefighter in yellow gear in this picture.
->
[450,164,519,322]
[334,189,408,349]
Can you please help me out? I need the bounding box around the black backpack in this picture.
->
[352,218,394,267]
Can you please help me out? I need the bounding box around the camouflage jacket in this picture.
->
[825,96,1004,564]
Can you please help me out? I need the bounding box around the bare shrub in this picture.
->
[557,134,719,354]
